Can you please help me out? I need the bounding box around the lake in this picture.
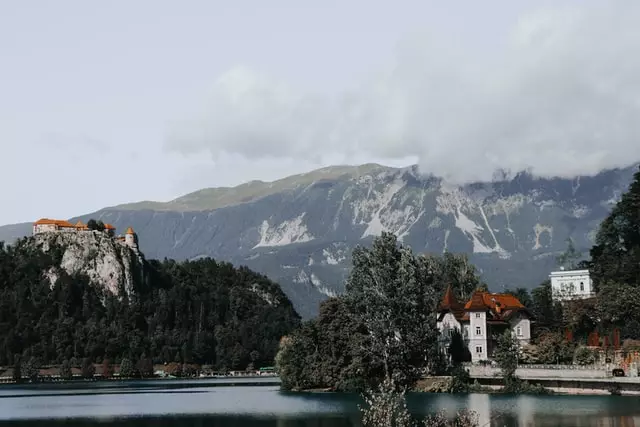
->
[0,378,639,426]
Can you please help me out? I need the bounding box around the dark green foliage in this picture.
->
[574,346,597,365]
[59,359,72,380]
[12,356,21,382]
[277,232,451,392]
[119,358,134,378]
[276,297,372,392]
[81,357,95,378]
[86,219,105,232]
[22,356,40,382]
[448,328,470,365]
[494,330,519,392]
[102,358,113,378]
[529,281,564,337]
[586,166,640,336]
[0,237,300,369]
[137,353,154,378]
[448,365,471,393]
[494,330,550,395]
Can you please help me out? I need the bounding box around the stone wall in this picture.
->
[467,364,613,379]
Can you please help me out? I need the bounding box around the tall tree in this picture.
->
[422,252,481,301]
[589,166,640,287]
[344,232,439,389]
[556,238,582,270]
[588,166,640,334]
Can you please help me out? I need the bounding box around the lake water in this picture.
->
[0,378,639,426]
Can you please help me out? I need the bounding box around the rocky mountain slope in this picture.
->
[31,231,146,297]
[1,163,637,318]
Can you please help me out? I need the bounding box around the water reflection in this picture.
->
[0,381,640,426]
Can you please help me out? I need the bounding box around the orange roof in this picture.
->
[438,285,464,315]
[74,220,89,229]
[461,290,528,321]
[125,227,135,234]
[104,223,116,230]
[34,218,76,228]
[464,291,525,312]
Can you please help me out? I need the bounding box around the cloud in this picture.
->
[166,3,640,183]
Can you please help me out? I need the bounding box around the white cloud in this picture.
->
[166,3,640,184]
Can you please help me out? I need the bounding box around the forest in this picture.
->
[0,238,301,372]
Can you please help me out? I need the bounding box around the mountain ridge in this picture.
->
[1,162,637,318]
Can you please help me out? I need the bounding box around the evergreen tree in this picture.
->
[590,166,640,287]
[81,357,95,379]
[588,166,640,333]
[59,359,73,380]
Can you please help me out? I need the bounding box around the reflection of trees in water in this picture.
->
[10,415,360,427]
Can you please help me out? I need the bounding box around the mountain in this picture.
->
[1,163,637,318]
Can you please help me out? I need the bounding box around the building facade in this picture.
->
[437,286,532,362]
[549,268,594,301]
[33,218,138,250]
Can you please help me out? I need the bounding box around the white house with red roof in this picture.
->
[437,286,533,362]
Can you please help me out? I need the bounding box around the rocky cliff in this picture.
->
[1,163,637,318]
[30,231,145,298]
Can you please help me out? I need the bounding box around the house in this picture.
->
[549,268,595,302]
[436,286,533,362]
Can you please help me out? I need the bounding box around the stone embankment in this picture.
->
[466,364,640,395]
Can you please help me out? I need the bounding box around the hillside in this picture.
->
[1,163,637,318]
[0,232,300,369]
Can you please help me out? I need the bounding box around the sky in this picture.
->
[2,0,639,225]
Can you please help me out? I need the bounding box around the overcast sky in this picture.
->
[2,0,638,225]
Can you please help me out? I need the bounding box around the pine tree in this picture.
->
[590,166,640,287]
[589,166,640,333]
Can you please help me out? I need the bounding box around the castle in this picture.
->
[32,218,139,250]
[436,286,532,362]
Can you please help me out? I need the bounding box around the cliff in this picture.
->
[30,231,145,298]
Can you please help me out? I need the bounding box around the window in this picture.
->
[475,313,481,318]
[580,282,584,291]
[475,326,481,336]
[475,346,482,354]
[516,326,522,337]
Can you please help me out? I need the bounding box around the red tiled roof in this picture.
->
[104,223,116,230]
[34,218,76,228]
[464,291,524,312]
[438,284,465,320]
[440,289,531,322]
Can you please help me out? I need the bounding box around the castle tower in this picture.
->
[125,227,138,250]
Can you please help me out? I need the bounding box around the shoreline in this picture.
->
[0,374,280,386]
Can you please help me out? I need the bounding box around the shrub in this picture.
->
[574,347,597,365]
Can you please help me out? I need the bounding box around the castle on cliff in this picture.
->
[32,218,139,250]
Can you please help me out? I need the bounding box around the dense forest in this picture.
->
[0,237,300,371]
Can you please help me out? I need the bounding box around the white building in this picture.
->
[549,268,595,301]
[437,286,532,362]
